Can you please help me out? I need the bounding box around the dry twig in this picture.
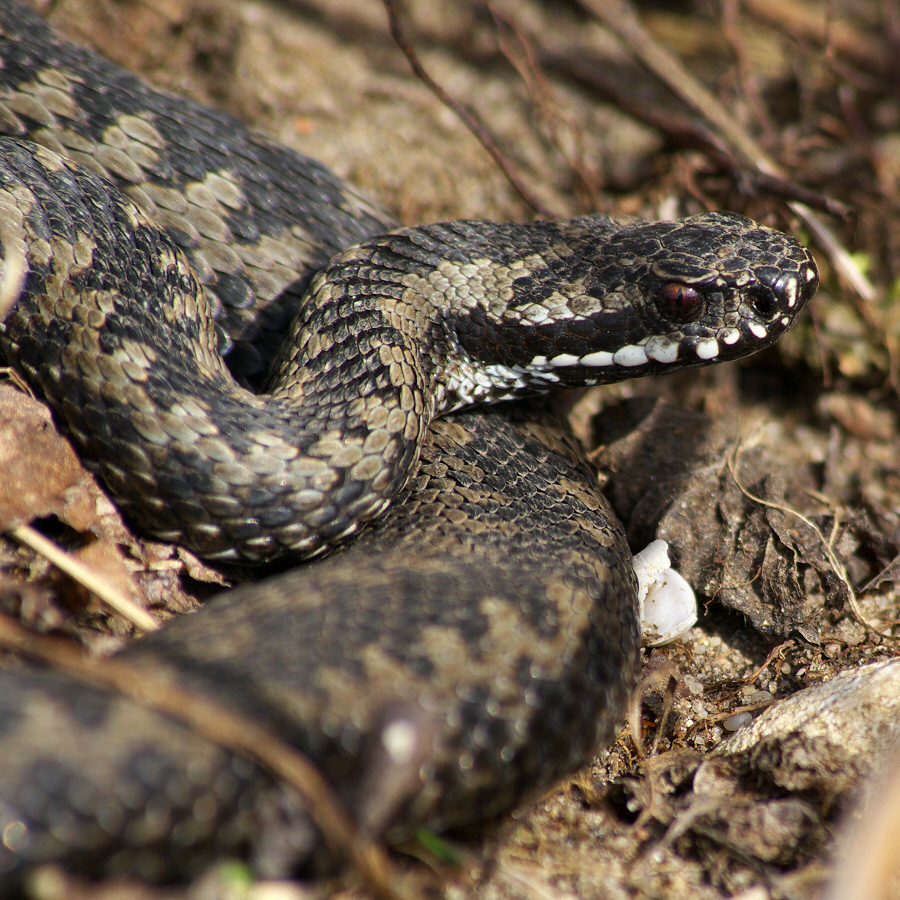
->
[381,0,552,215]
[745,0,892,78]
[8,524,159,633]
[575,0,875,304]
[827,748,900,900]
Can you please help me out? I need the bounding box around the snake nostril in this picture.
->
[656,281,705,322]
[746,286,780,321]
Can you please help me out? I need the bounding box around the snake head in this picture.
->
[624,211,818,364]
[438,211,817,403]
[541,211,818,382]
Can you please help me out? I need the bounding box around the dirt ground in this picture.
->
[3,0,900,898]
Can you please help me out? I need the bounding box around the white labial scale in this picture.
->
[613,344,649,367]
[580,349,614,367]
[694,338,719,360]
[645,336,679,364]
[632,539,698,646]
[749,322,768,339]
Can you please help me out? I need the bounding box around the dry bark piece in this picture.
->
[0,384,100,532]
[596,396,822,639]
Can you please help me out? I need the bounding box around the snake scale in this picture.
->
[0,0,817,889]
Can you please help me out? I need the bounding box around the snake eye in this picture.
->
[746,286,780,321]
[657,281,705,322]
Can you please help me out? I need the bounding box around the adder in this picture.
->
[0,0,817,887]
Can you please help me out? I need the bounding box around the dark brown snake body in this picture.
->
[0,1,817,887]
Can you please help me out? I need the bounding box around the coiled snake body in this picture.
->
[0,1,817,886]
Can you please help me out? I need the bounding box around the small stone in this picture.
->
[684,676,704,696]
[723,712,754,732]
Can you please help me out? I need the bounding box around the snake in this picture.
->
[0,0,818,888]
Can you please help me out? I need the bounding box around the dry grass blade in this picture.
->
[628,661,681,761]
[0,612,421,900]
[8,523,159,633]
[575,0,875,303]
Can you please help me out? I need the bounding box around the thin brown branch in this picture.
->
[721,0,778,149]
[8,524,159,633]
[745,0,893,79]
[381,0,552,216]
[488,4,605,209]
[543,47,851,217]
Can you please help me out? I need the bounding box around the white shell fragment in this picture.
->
[632,539,698,646]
